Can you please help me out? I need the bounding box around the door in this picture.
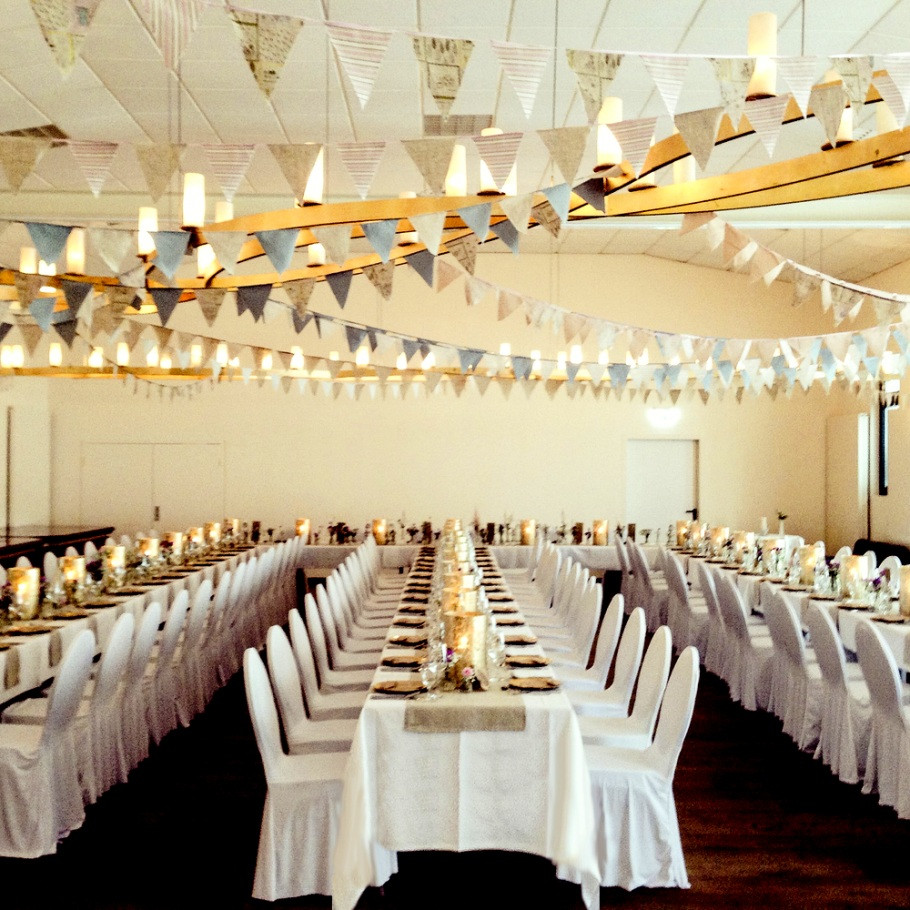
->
[825,413,869,550]
[625,439,699,539]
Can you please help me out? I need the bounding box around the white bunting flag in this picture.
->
[491,40,550,118]
[409,210,447,255]
[205,230,247,275]
[229,7,303,98]
[499,193,535,234]
[203,144,256,202]
[69,140,117,197]
[565,50,623,123]
[777,56,819,117]
[608,117,657,176]
[412,35,474,118]
[337,140,386,199]
[401,136,457,195]
[537,126,590,184]
[312,224,351,266]
[674,106,724,171]
[744,94,790,157]
[873,73,907,128]
[142,0,205,69]
[708,57,756,126]
[326,21,393,109]
[881,54,910,121]
[473,130,522,191]
[640,54,689,117]
[808,81,848,148]
[831,55,874,107]
[88,227,133,275]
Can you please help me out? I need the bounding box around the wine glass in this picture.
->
[420,658,442,699]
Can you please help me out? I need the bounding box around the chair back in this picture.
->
[184,578,213,645]
[266,624,309,741]
[84,540,99,560]
[156,589,189,670]
[43,551,59,585]
[42,629,96,745]
[126,601,162,687]
[647,646,700,779]
[604,607,645,705]
[243,648,284,780]
[589,594,624,685]
[288,608,321,711]
[713,572,748,641]
[879,555,902,596]
[834,545,852,562]
[765,588,807,671]
[572,582,602,658]
[317,583,345,652]
[16,555,31,568]
[629,625,673,737]
[695,562,721,625]
[304,593,332,685]
[864,550,878,574]
[856,620,905,722]
[91,611,135,707]
[805,601,849,689]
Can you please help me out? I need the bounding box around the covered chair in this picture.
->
[573,646,700,890]
[244,648,347,901]
[855,621,910,817]
[0,629,95,857]
[559,594,624,691]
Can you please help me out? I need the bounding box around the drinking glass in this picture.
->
[420,659,442,699]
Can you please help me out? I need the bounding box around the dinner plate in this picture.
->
[494,617,524,627]
[504,634,537,646]
[810,594,837,601]
[83,597,127,608]
[115,585,152,595]
[388,635,428,648]
[393,617,425,628]
[3,623,61,635]
[54,609,91,620]
[399,604,427,614]
[491,606,518,614]
[509,676,559,691]
[488,596,515,603]
[371,679,425,695]
[871,614,908,624]
[505,655,550,668]
[381,655,422,669]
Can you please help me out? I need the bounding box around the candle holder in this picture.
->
[295,518,311,543]
[899,566,910,618]
[443,610,488,690]
[520,519,536,546]
[842,555,868,601]
[593,520,608,546]
[60,555,86,606]
[8,566,40,620]
[204,522,222,550]
[372,519,388,545]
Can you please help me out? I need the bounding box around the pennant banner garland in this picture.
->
[326,21,393,109]
[565,50,623,123]
[229,7,304,98]
[490,40,550,119]
[412,35,474,118]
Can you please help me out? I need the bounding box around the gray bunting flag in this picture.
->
[326,270,353,308]
[236,284,272,321]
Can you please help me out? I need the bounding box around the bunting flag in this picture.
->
[873,73,907,127]
[229,7,303,98]
[135,144,182,201]
[119,262,146,288]
[236,283,272,322]
[401,136,457,195]
[312,224,351,265]
[565,50,623,123]
[777,56,819,116]
[409,210,447,254]
[345,325,366,354]
[326,21,393,109]
[0,137,50,192]
[69,140,117,197]
[60,279,91,318]
[499,192,534,234]
[255,227,299,275]
[203,144,255,202]
[142,0,205,68]
[88,227,133,274]
[491,218,520,254]
[457,202,491,242]
[573,176,605,213]
[608,117,657,176]
[490,40,550,118]
[708,57,755,126]
[674,106,724,171]
[412,35,474,118]
[55,318,78,347]
[473,130,522,190]
[150,286,181,326]
[532,198,562,238]
[434,258,461,292]
[831,55,874,107]
[283,278,314,316]
[25,222,72,265]
[326,270,353,308]
[537,125,590,185]
[29,0,101,75]
[640,54,689,117]
[149,230,190,280]
[407,249,436,287]
[881,54,910,121]
[362,218,398,263]
[458,348,484,373]
[195,286,226,326]
[808,81,848,147]
[27,297,55,332]
[268,143,323,201]
[363,260,395,299]
[205,230,247,275]
[744,95,790,157]
[291,308,311,334]
[337,140,385,199]
[445,234,478,274]
[542,183,571,224]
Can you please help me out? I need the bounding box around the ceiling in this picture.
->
[1,0,910,284]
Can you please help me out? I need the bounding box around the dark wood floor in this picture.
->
[1,665,908,910]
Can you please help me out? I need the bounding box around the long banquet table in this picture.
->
[331,548,600,910]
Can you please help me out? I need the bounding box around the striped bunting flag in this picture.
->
[142,0,205,69]
[69,141,118,197]
[203,144,256,202]
[337,140,386,199]
[473,130,522,191]
[491,40,550,118]
[640,54,689,117]
[326,21,393,109]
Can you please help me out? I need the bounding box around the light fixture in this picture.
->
[570,344,583,364]
[159,351,173,371]
[38,259,56,294]
[182,172,206,230]
[396,352,407,371]
[478,127,517,196]
[88,347,104,369]
[9,345,24,368]
[598,349,609,365]
[746,12,777,100]
[190,344,203,367]
[48,342,63,367]
[215,342,229,366]
[138,207,158,258]
[290,347,303,370]
[0,347,11,369]
[116,342,130,366]
[301,146,324,206]
[19,247,37,274]
[66,229,85,274]
[197,243,216,277]
[556,351,567,371]
[215,200,234,222]
[261,351,273,371]
[307,243,326,267]
[355,345,370,367]
[398,191,418,246]
[146,346,160,368]
[821,70,853,150]
[595,97,623,172]
[328,350,339,361]
[647,406,683,429]
[445,144,467,196]
[499,342,511,357]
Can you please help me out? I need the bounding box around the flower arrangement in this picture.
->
[777,511,788,522]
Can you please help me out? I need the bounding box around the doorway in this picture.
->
[625,439,699,540]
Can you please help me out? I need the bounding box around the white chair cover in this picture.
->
[175,579,214,727]
[559,594,624,691]
[43,552,59,586]
[121,601,162,773]
[303,595,375,689]
[147,589,189,744]
[15,556,31,568]
[84,540,99,560]
[879,555,902,597]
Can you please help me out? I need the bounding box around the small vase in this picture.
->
[778,520,786,536]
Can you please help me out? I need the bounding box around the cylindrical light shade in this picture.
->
[570,344,583,364]
[48,342,63,367]
[138,207,158,256]
[215,200,234,222]
[354,346,370,367]
[520,519,536,546]
[66,229,86,274]
[747,12,777,98]
[673,156,696,184]
[197,243,216,276]
[182,173,206,228]
[372,519,387,545]
[295,519,311,542]
[302,147,324,205]
[593,520,609,546]
[307,243,326,267]
[116,342,130,366]
[88,347,104,369]
[19,247,37,274]
[445,143,467,196]
[596,97,623,169]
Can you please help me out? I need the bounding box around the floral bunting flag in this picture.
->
[29,0,101,75]
[708,57,756,126]
[499,192,534,234]
[412,35,474,118]
[808,81,848,148]
[491,40,550,118]
[445,234,478,274]
[229,7,303,98]
[565,50,623,123]
[409,210,447,255]
[674,106,724,171]
[0,137,50,192]
[284,278,314,316]
[205,230,247,275]
[69,140,117,196]
[537,125,590,185]
[203,144,255,202]
[607,117,657,176]
[268,143,323,202]
[326,21,393,109]
[473,130,522,191]
[135,144,182,202]
[195,287,226,327]
[831,55,874,107]
[532,199,562,239]
[337,140,386,199]
[142,0,205,69]
[640,54,689,117]
[401,136,457,195]
[744,95,790,157]
[363,260,395,299]
[13,273,42,310]
[312,224,351,266]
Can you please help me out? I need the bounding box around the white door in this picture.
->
[152,443,223,529]
[626,439,699,540]
[825,413,869,550]
[80,442,155,534]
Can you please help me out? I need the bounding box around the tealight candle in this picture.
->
[188,526,204,547]
[372,519,387,545]
[520,519,536,546]
[295,518,311,542]
[900,566,910,618]
[593,520,608,546]
[8,566,39,619]
[842,555,867,600]
[60,555,86,584]
[798,545,817,586]
[105,545,126,570]
[676,520,689,548]
[137,537,160,559]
